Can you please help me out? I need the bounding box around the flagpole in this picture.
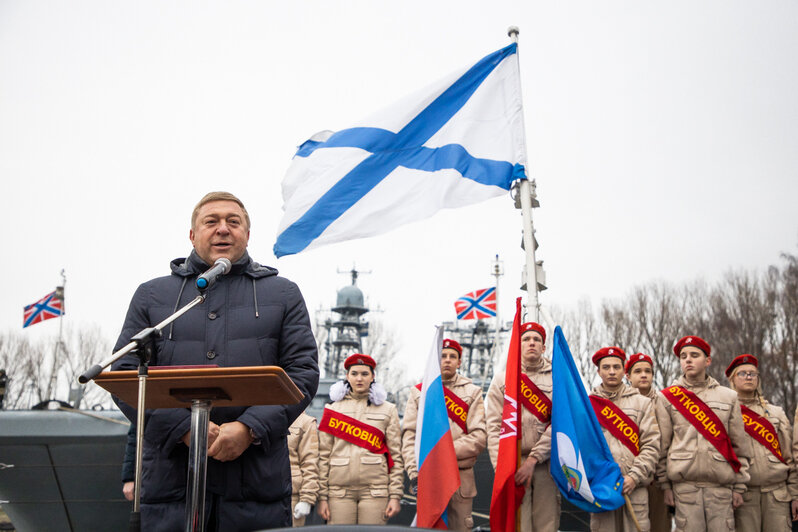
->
[508,26,541,322]
[47,270,66,400]
[485,255,503,383]
[624,494,643,532]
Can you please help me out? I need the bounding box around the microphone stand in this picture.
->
[79,293,207,532]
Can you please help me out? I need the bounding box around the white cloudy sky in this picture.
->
[3,1,797,377]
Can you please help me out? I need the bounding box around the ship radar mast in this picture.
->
[319,266,371,379]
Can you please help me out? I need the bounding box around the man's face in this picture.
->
[189,200,250,265]
[521,330,545,365]
[628,362,654,391]
[440,348,462,380]
[679,347,710,379]
[598,357,624,390]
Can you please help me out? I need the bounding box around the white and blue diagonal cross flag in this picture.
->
[274,43,527,257]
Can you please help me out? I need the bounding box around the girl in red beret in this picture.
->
[316,354,403,525]
[726,354,798,531]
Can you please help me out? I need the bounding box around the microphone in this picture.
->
[196,258,232,290]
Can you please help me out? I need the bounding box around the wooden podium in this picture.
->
[95,366,304,532]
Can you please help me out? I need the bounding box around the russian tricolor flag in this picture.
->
[415,326,460,528]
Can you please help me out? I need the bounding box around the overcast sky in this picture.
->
[3,1,797,379]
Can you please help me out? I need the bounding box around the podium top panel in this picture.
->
[94,365,305,409]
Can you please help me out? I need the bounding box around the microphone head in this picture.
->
[196,258,234,290]
[215,257,232,274]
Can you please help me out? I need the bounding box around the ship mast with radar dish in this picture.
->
[318,266,371,379]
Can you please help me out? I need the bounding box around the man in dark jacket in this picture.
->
[112,191,319,531]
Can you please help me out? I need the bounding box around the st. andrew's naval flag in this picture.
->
[549,326,625,513]
[274,43,527,257]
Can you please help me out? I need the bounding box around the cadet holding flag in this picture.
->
[655,335,751,532]
[402,338,486,531]
[590,347,660,532]
[725,354,798,531]
[549,327,626,515]
[486,320,559,532]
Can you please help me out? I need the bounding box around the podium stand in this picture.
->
[95,366,304,532]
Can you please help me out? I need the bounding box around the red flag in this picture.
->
[490,297,525,532]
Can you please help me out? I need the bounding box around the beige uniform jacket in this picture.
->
[741,396,798,496]
[318,391,404,501]
[642,388,668,483]
[655,375,751,492]
[486,357,553,467]
[401,373,487,479]
[591,384,660,488]
[287,412,320,505]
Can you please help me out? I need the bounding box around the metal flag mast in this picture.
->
[483,255,505,383]
[508,27,545,323]
[46,269,67,401]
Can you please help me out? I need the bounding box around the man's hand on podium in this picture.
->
[180,422,221,448]
[207,421,254,462]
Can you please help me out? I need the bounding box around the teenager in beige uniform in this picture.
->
[725,354,798,531]
[287,412,319,526]
[625,353,672,532]
[590,347,660,532]
[486,322,559,532]
[402,338,487,532]
[655,335,751,532]
[317,354,403,525]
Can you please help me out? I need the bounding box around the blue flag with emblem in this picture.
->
[274,43,527,257]
[549,325,625,513]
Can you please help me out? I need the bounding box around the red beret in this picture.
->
[344,353,376,370]
[673,336,711,357]
[442,338,462,356]
[592,346,627,366]
[725,354,758,378]
[625,353,653,374]
[520,322,546,343]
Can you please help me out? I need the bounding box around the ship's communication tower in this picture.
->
[319,268,370,379]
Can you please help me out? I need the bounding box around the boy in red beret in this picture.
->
[590,347,660,532]
[486,322,559,532]
[625,353,672,532]
[401,339,487,531]
[654,336,751,532]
